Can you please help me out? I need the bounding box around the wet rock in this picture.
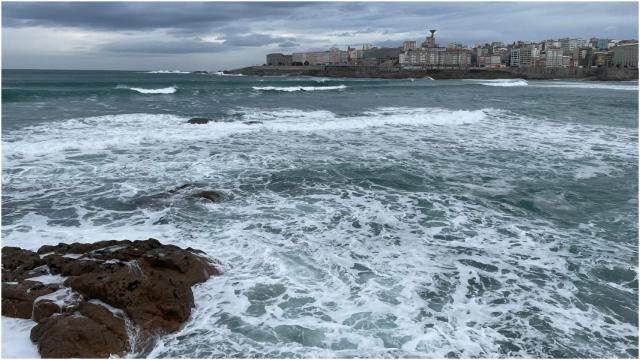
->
[187,117,211,124]
[196,190,225,203]
[168,183,196,193]
[2,247,43,281]
[31,314,128,358]
[2,281,61,319]
[43,254,101,276]
[33,300,63,323]
[2,239,218,357]
[243,120,263,125]
[78,302,129,344]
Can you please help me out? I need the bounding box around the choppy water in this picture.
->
[2,70,638,358]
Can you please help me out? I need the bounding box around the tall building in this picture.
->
[520,47,534,67]
[403,41,417,51]
[545,48,564,68]
[510,48,521,67]
[421,29,437,48]
[510,46,535,68]
[560,38,588,54]
[596,38,610,50]
[611,43,638,68]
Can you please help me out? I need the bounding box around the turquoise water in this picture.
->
[2,69,638,357]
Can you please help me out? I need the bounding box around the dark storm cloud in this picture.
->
[2,2,311,31]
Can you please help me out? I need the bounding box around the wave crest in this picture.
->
[252,85,347,92]
[470,79,529,87]
[145,70,189,74]
[119,86,177,94]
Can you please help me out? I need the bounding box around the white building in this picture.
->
[545,48,564,68]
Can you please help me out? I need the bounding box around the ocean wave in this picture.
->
[532,82,639,91]
[1,108,492,160]
[120,86,177,94]
[3,102,637,358]
[469,79,529,87]
[145,70,190,74]
[252,85,347,92]
[213,71,245,76]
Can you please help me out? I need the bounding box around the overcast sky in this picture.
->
[2,1,638,71]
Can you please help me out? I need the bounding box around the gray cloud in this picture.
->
[223,33,294,47]
[100,39,228,54]
[278,41,300,49]
[2,2,311,31]
[2,2,637,70]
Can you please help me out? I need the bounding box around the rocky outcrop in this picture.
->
[1,239,219,358]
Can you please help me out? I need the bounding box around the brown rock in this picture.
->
[2,247,43,270]
[2,281,61,319]
[4,239,218,358]
[78,302,129,344]
[65,241,217,334]
[31,314,128,358]
[33,300,62,323]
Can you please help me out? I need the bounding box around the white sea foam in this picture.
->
[2,105,637,358]
[2,108,492,161]
[1,317,39,358]
[126,86,177,94]
[252,85,347,92]
[145,70,189,74]
[25,273,66,285]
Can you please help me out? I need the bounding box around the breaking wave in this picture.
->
[214,71,245,76]
[470,79,529,87]
[532,81,639,91]
[252,85,347,92]
[119,86,177,94]
[145,70,190,74]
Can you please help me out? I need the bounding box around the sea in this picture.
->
[1,69,638,358]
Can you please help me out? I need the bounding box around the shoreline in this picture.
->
[228,65,639,81]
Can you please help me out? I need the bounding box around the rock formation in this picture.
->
[1,239,219,358]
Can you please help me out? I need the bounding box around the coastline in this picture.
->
[228,65,639,81]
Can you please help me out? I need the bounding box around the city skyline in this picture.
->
[2,1,638,70]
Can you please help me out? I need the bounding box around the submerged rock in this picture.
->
[187,117,211,124]
[1,238,219,358]
[196,190,225,203]
[243,120,263,125]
